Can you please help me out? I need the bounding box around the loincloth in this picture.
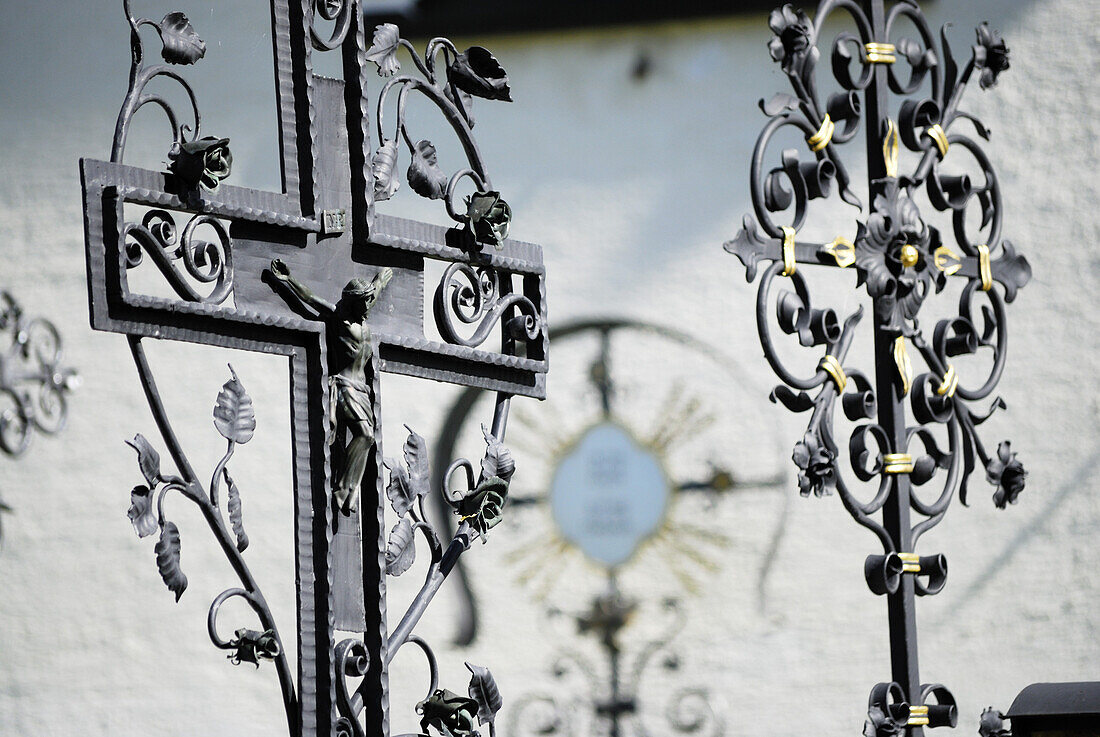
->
[328,374,375,445]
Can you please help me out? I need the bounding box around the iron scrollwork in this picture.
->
[335,425,513,737]
[123,208,235,304]
[0,291,79,458]
[434,263,542,350]
[0,290,79,544]
[309,0,356,52]
[364,23,513,248]
[113,2,236,304]
[724,1,1030,732]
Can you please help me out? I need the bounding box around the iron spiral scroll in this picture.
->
[723,1,1031,734]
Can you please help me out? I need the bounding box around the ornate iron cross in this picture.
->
[724,1,1030,733]
[80,2,545,736]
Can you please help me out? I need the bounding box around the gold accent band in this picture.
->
[898,552,921,573]
[865,42,897,64]
[937,364,959,398]
[808,114,835,152]
[977,244,993,291]
[820,354,848,393]
[884,453,914,474]
[926,124,949,157]
[883,119,899,178]
[893,336,912,396]
[824,236,856,268]
[781,226,797,276]
[908,705,930,726]
[933,245,962,276]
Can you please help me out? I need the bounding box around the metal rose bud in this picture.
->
[168,136,232,192]
[987,440,1026,508]
[159,11,206,65]
[791,432,835,497]
[448,47,512,102]
[465,191,511,249]
[127,484,159,538]
[365,23,400,77]
[767,4,815,73]
[975,23,1010,90]
[227,627,281,667]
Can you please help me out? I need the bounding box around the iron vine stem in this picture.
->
[126,336,298,734]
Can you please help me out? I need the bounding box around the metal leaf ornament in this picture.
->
[466,192,511,249]
[480,424,514,483]
[155,521,188,601]
[402,426,430,496]
[213,365,256,444]
[158,12,206,65]
[385,463,416,517]
[386,427,429,516]
[447,47,512,102]
[385,516,416,576]
[465,662,503,727]
[407,140,448,200]
[372,140,400,201]
[126,433,162,486]
[225,470,249,552]
[365,23,401,77]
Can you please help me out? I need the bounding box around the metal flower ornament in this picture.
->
[724,1,1031,733]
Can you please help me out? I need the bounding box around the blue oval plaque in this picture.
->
[549,423,670,568]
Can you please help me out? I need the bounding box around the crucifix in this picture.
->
[81,2,545,736]
[724,1,1029,733]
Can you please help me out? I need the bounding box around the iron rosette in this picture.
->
[724,1,1032,570]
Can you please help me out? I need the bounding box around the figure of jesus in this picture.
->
[270,259,393,514]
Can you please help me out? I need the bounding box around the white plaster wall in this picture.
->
[0,1,1097,735]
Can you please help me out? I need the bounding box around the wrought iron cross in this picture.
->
[724,1,1030,733]
[81,2,545,736]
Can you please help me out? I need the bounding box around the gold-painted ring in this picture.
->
[820,354,848,393]
[807,114,835,152]
[936,364,958,398]
[977,244,993,291]
[883,453,914,474]
[865,42,897,64]
[926,124,949,158]
[898,552,921,573]
[908,705,930,726]
[781,226,797,277]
